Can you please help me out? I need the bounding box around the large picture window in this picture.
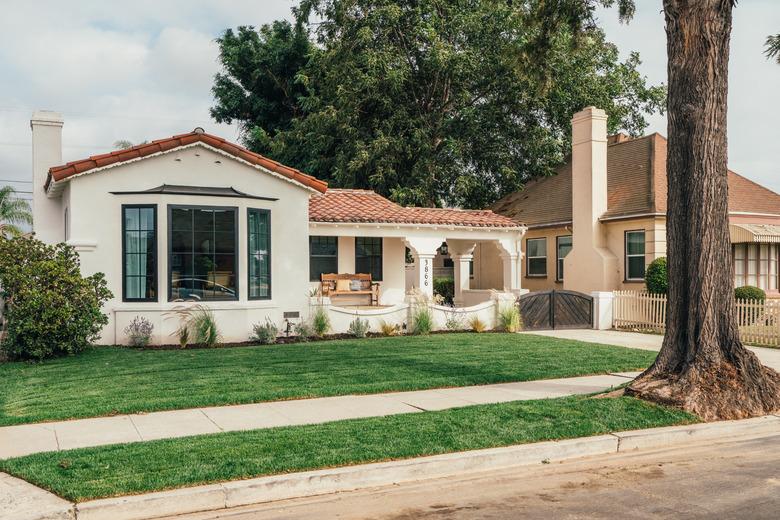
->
[248,209,271,300]
[169,206,237,301]
[734,243,779,291]
[310,236,338,281]
[556,236,572,282]
[526,238,547,277]
[356,237,382,281]
[625,230,646,281]
[122,205,157,301]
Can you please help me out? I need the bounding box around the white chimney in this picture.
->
[562,107,618,293]
[30,110,64,243]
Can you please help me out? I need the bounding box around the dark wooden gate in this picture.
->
[518,290,593,330]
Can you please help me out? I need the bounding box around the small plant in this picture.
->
[410,306,433,335]
[735,285,766,301]
[123,316,154,347]
[645,257,668,294]
[294,320,315,342]
[190,307,221,347]
[311,306,331,337]
[443,309,465,331]
[348,316,370,338]
[497,305,522,333]
[468,315,487,333]
[378,320,400,336]
[251,319,279,345]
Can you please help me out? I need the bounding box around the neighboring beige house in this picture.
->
[30,111,525,344]
[492,107,780,297]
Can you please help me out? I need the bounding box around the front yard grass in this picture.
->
[0,395,696,502]
[0,333,658,426]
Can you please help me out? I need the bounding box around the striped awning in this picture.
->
[730,223,780,243]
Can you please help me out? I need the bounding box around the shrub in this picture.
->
[124,316,154,347]
[347,317,370,338]
[410,306,433,335]
[190,308,221,347]
[294,320,315,341]
[0,236,112,360]
[311,306,331,337]
[468,315,487,333]
[433,277,454,305]
[378,320,400,336]
[645,257,668,294]
[735,285,766,302]
[497,305,522,333]
[251,319,279,345]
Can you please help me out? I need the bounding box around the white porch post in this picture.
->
[404,237,442,300]
[448,240,477,307]
[495,238,521,292]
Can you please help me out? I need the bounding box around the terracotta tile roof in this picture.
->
[310,189,521,228]
[45,130,328,193]
[491,133,780,226]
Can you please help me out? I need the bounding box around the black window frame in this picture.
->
[526,237,547,278]
[122,204,158,303]
[309,236,339,282]
[247,208,272,301]
[625,229,647,282]
[167,204,239,302]
[355,237,383,282]
[556,235,572,282]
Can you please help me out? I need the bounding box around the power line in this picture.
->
[0,179,31,183]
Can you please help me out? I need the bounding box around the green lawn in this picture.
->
[0,395,696,502]
[0,333,657,426]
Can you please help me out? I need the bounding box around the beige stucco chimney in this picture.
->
[563,107,618,294]
[31,110,64,243]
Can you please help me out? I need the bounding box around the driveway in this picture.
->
[523,329,780,372]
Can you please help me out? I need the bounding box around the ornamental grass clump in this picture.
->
[468,315,487,333]
[378,320,400,336]
[311,306,331,337]
[251,319,279,345]
[347,317,370,338]
[123,316,154,347]
[497,305,522,333]
[164,303,221,348]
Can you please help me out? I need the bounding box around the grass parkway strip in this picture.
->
[0,395,696,502]
[0,333,657,426]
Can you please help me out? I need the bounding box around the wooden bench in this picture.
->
[320,273,380,306]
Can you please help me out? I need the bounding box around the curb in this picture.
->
[10,415,780,520]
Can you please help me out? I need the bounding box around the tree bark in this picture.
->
[626,0,780,421]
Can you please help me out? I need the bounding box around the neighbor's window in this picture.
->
[356,237,383,281]
[248,209,271,300]
[556,235,572,282]
[625,230,646,281]
[310,236,338,281]
[733,243,779,291]
[526,238,547,277]
[122,205,157,301]
[169,206,237,301]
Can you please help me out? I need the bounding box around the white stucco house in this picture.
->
[30,111,526,345]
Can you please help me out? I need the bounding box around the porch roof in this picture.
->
[309,189,522,229]
[730,223,780,244]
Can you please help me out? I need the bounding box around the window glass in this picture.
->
[310,236,338,281]
[248,209,270,299]
[123,206,156,301]
[625,231,646,280]
[556,236,572,281]
[526,238,547,277]
[170,207,237,301]
[355,237,383,281]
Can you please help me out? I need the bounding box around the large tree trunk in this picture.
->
[626,0,780,421]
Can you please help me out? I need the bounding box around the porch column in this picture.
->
[495,238,521,292]
[448,240,477,307]
[404,237,442,300]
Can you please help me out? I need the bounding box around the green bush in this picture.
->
[190,307,221,347]
[409,306,433,335]
[497,305,523,333]
[433,277,454,305]
[0,236,112,360]
[645,257,668,294]
[311,306,331,337]
[734,285,766,301]
[294,320,314,342]
[251,319,279,345]
[347,317,370,338]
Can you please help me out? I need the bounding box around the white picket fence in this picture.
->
[613,290,780,347]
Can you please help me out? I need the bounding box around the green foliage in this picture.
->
[347,317,370,338]
[433,277,454,305]
[311,306,331,337]
[189,308,221,347]
[0,236,112,361]
[409,306,433,335]
[765,34,780,64]
[123,316,154,348]
[294,320,315,342]
[497,305,522,333]
[645,257,668,295]
[468,315,487,333]
[0,186,32,238]
[734,286,766,302]
[212,0,664,208]
[251,319,279,345]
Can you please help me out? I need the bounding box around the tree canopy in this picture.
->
[212,1,664,208]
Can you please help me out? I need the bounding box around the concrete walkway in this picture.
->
[0,373,637,460]
[523,329,780,371]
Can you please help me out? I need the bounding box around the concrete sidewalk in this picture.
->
[0,373,636,460]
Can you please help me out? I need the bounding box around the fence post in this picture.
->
[591,291,614,330]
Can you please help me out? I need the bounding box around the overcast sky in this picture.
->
[1,0,777,204]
